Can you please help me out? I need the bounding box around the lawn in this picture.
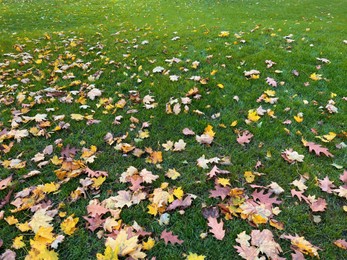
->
[0,0,347,259]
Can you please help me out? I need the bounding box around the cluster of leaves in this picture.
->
[0,6,347,259]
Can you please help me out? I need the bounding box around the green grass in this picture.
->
[0,0,347,259]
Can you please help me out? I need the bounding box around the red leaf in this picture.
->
[251,189,282,206]
[291,189,309,203]
[207,217,225,240]
[318,176,335,193]
[303,141,334,157]
[160,230,183,245]
[309,198,327,212]
[340,170,347,183]
[167,195,192,211]
[83,214,105,232]
[84,167,108,178]
[266,77,277,87]
[209,185,231,200]
[87,204,109,217]
[237,131,253,146]
[207,165,230,179]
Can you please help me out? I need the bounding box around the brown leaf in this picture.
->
[202,206,219,219]
[207,217,225,240]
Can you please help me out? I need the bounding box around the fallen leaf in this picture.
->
[160,230,184,245]
[207,217,225,240]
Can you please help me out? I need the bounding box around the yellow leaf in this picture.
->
[42,182,60,193]
[173,187,184,200]
[217,178,230,187]
[166,168,181,180]
[316,132,336,143]
[142,238,155,250]
[218,31,230,37]
[252,214,268,225]
[217,83,224,89]
[5,215,19,225]
[71,113,84,121]
[343,206,347,212]
[247,110,260,122]
[309,73,322,81]
[92,176,106,189]
[16,222,31,232]
[61,215,79,236]
[147,204,158,216]
[97,246,119,260]
[29,209,53,233]
[264,89,276,96]
[244,171,255,183]
[34,226,55,244]
[294,115,303,123]
[35,59,43,64]
[210,70,218,76]
[230,120,238,127]
[204,124,215,137]
[12,235,26,249]
[250,74,260,79]
[187,252,206,260]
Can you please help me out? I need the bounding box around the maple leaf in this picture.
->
[237,131,253,146]
[61,215,79,235]
[105,229,146,259]
[165,168,181,180]
[333,186,347,199]
[29,209,53,233]
[250,229,283,259]
[173,139,186,151]
[160,230,184,245]
[303,140,334,157]
[139,169,158,183]
[12,235,26,249]
[318,176,335,193]
[281,234,320,258]
[113,190,133,208]
[207,217,225,240]
[87,88,102,100]
[266,77,277,87]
